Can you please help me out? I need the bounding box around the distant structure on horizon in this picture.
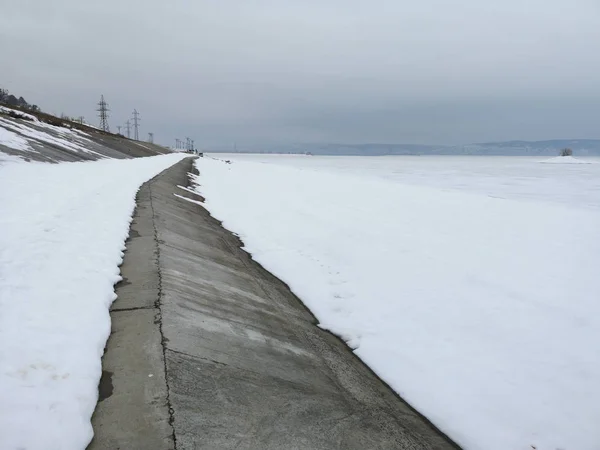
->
[173,138,195,152]
[132,109,141,140]
[97,95,110,132]
[209,140,600,157]
[124,120,131,139]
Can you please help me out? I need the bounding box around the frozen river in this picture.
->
[196,154,600,450]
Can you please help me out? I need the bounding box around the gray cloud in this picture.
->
[1,0,599,147]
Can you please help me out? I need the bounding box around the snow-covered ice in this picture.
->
[0,153,187,450]
[194,154,600,450]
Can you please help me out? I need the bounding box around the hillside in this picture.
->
[458,139,600,156]
[0,105,170,163]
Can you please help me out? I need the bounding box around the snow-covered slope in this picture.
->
[0,154,188,450]
[0,106,169,163]
[0,115,104,158]
[0,125,31,151]
[195,155,600,450]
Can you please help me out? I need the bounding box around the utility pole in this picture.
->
[97,95,110,132]
[116,125,122,135]
[148,132,154,144]
[175,138,180,150]
[132,109,140,140]
[185,137,191,152]
[124,120,131,139]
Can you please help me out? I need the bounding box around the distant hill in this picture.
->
[458,140,600,156]
[215,140,600,156]
[0,87,40,112]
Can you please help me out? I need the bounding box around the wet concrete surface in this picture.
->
[90,158,459,450]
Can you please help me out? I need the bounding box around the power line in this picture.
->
[124,120,131,139]
[97,95,110,132]
[175,138,194,151]
[132,109,140,140]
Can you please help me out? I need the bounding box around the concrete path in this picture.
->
[89,158,458,450]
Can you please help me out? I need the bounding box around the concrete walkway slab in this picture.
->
[89,158,459,450]
[89,180,173,450]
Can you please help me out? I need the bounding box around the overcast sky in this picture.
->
[1,0,599,147]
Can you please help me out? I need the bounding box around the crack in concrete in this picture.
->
[111,305,155,313]
[148,180,178,450]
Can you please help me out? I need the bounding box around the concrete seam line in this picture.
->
[148,178,178,450]
[110,305,155,313]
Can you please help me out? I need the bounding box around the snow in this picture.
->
[0,117,104,157]
[541,155,591,164]
[0,152,24,164]
[0,153,187,450]
[0,125,34,152]
[0,107,111,161]
[0,105,39,122]
[194,154,600,450]
[174,192,205,206]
